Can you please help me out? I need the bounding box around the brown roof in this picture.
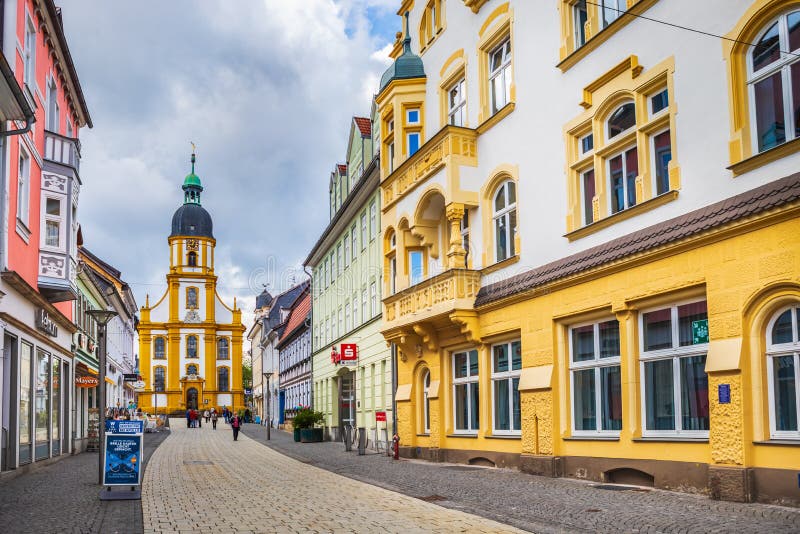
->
[278,292,311,345]
[354,117,372,137]
[475,172,800,307]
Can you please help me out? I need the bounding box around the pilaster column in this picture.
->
[445,203,466,269]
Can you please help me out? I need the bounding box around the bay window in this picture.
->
[453,349,479,433]
[640,300,709,436]
[766,305,800,438]
[492,341,521,434]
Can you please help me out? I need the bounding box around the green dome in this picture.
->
[183,172,202,188]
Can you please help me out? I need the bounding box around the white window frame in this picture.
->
[360,213,368,250]
[650,128,672,197]
[489,38,512,114]
[491,340,521,435]
[350,224,357,259]
[408,249,424,286]
[580,167,595,226]
[406,108,420,125]
[344,235,350,267]
[351,293,358,327]
[568,320,622,436]
[746,10,800,154]
[492,180,517,262]
[362,288,368,322]
[42,195,64,250]
[23,15,36,89]
[388,141,395,173]
[46,77,59,133]
[448,78,466,127]
[606,145,638,215]
[601,0,626,29]
[460,211,469,267]
[407,132,421,157]
[452,349,479,434]
[337,243,343,275]
[369,200,377,240]
[370,282,377,318]
[17,147,31,226]
[638,299,710,438]
[765,305,800,440]
[606,101,636,141]
[649,88,669,118]
[573,0,588,48]
[344,302,351,333]
[422,369,431,434]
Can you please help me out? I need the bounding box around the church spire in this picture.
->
[182,146,203,205]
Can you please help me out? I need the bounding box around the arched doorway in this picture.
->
[187,387,198,410]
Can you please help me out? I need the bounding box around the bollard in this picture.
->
[344,425,352,452]
[357,427,366,455]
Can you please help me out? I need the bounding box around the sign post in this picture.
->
[376,411,387,452]
[101,420,143,500]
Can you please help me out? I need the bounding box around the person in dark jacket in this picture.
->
[230,413,241,441]
[186,409,191,428]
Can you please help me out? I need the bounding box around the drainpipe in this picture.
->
[391,342,397,437]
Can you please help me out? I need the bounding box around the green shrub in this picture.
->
[292,407,324,429]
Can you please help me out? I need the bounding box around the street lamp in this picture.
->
[87,307,118,486]
[262,371,273,440]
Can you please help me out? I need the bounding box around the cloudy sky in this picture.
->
[61,1,397,322]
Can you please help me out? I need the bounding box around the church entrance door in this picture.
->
[187,387,199,410]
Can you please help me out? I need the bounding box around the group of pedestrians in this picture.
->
[185,408,219,429]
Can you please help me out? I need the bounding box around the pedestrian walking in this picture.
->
[186,409,191,428]
[204,409,210,423]
[190,409,198,428]
[211,409,218,430]
[231,413,241,441]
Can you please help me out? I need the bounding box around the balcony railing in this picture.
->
[44,130,81,172]
[382,269,481,327]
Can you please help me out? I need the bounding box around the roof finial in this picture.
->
[190,141,196,174]
[403,11,412,53]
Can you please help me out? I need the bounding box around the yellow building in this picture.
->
[379,0,800,505]
[137,153,245,415]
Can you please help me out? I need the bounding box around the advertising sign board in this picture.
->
[105,420,144,434]
[103,434,142,486]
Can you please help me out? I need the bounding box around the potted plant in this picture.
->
[293,407,324,443]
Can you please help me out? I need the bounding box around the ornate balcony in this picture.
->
[382,269,481,348]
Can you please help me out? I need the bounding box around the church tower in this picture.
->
[137,152,245,415]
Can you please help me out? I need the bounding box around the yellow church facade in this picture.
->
[137,154,245,415]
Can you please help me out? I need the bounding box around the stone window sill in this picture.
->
[727,137,800,176]
[481,255,519,275]
[416,433,430,437]
[16,219,30,243]
[477,102,515,135]
[565,190,679,242]
[563,436,619,441]
[632,436,708,443]
[446,433,478,439]
[752,439,800,446]
[485,434,521,440]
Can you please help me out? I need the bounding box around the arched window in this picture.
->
[422,369,431,433]
[187,251,197,267]
[187,364,198,376]
[218,367,230,392]
[766,305,800,437]
[154,337,165,359]
[217,338,229,360]
[187,335,198,358]
[493,180,517,262]
[187,287,198,309]
[154,367,165,392]
[748,10,800,153]
[606,102,636,139]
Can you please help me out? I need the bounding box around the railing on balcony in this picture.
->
[44,130,81,172]
[383,269,481,324]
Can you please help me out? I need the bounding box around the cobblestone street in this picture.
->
[142,419,522,533]
[241,424,800,534]
[0,429,170,534]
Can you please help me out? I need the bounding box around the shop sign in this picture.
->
[123,373,139,382]
[244,388,252,395]
[375,411,387,422]
[103,434,142,486]
[692,319,709,344]
[35,308,58,337]
[132,380,146,390]
[340,343,358,366]
[76,375,100,388]
[105,420,144,434]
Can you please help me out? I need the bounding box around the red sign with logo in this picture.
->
[340,343,358,366]
[375,411,387,422]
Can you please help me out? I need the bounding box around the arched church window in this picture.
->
[187,335,198,358]
[154,337,165,359]
[218,367,230,392]
[217,338,229,360]
[154,367,165,392]
[187,287,198,309]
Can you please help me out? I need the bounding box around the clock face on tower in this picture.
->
[187,239,199,252]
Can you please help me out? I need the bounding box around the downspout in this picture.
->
[391,342,397,437]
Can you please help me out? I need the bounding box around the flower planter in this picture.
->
[300,428,323,443]
[293,428,301,442]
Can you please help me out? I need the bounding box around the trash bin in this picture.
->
[357,427,366,455]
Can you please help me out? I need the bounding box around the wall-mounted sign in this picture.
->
[692,319,709,344]
[35,308,58,337]
[340,343,358,366]
[76,376,99,388]
[718,384,731,404]
[123,373,139,382]
[375,411,387,422]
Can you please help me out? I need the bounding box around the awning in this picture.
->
[104,377,115,385]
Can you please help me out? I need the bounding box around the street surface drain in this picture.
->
[594,484,649,491]
[183,460,214,465]
[418,495,447,502]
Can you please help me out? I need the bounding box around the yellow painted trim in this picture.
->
[396,0,415,16]
[476,102,514,135]
[564,190,679,242]
[439,48,465,78]
[478,2,509,39]
[580,55,643,109]
[481,254,519,275]
[463,0,489,13]
[557,0,660,72]
[728,137,800,176]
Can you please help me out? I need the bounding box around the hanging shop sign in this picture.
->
[35,308,58,337]
[123,373,139,382]
[133,380,146,390]
[76,375,100,388]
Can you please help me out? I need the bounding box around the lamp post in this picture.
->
[262,372,272,440]
[87,307,119,486]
